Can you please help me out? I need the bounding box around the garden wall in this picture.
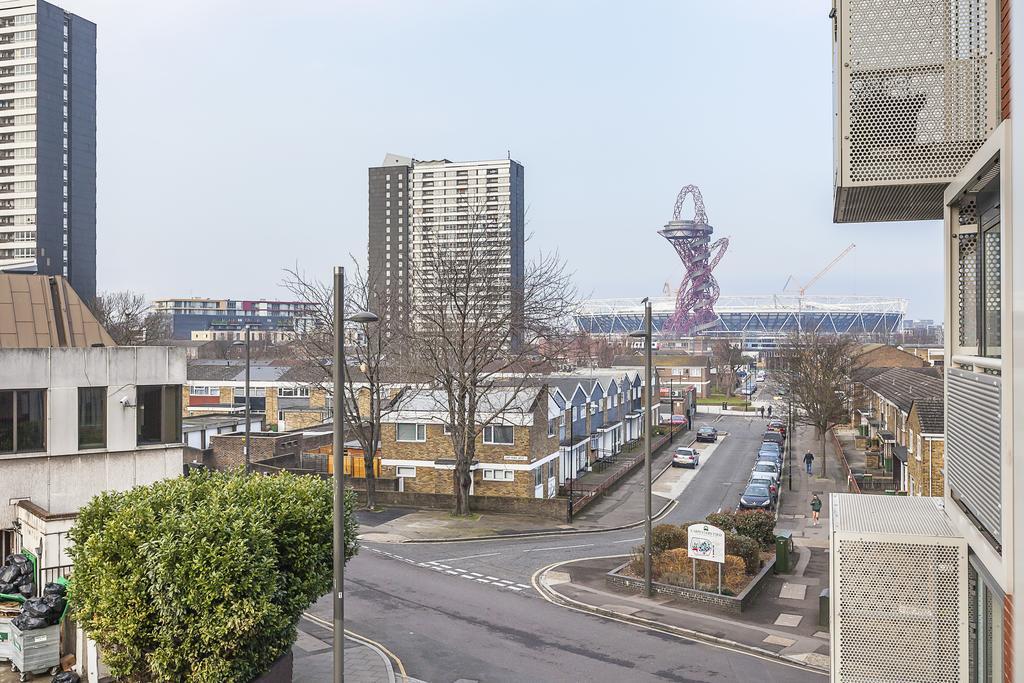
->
[605,558,776,614]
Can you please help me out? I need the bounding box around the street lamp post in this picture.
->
[231,325,252,471]
[332,266,378,683]
[628,298,653,598]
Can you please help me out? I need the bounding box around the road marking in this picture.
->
[430,551,502,563]
[370,548,531,594]
[468,572,483,577]
[612,536,643,544]
[522,543,594,553]
[300,614,409,682]
[485,576,500,581]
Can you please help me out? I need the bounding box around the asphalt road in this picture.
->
[313,412,822,682]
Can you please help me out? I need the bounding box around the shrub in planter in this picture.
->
[724,533,761,574]
[68,470,357,683]
[650,524,687,556]
[734,510,776,549]
[705,512,736,533]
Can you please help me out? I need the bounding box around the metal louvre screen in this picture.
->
[947,367,1002,541]
[835,537,964,683]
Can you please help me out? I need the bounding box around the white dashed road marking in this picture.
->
[366,547,531,593]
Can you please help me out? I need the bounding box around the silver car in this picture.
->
[672,446,700,468]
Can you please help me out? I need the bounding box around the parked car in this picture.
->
[762,431,785,447]
[672,446,700,468]
[749,474,778,501]
[739,483,774,510]
[756,371,766,383]
[768,419,786,436]
[695,425,718,442]
[757,452,783,468]
[759,444,783,462]
[751,462,780,482]
[759,440,782,454]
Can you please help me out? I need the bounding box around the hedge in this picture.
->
[68,470,357,683]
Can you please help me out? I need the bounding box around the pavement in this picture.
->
[293,613,404,683]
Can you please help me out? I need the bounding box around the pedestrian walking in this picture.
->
[759,405,765,418]
[803,451,814,475]
[810,494,822,526]
[767,405,773,419]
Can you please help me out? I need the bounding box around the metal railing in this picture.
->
[830,428,861,494]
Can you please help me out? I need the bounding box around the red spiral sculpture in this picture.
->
[659,185,729,336]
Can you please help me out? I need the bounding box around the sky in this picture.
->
[64,0,944,320]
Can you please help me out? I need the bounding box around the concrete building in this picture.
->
[0,274,184,579]
[152,297,317,341]
[0,1,95,301]
[368,154,525,334]
[828,1,1018,679]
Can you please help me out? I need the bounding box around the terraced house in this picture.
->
[378,387,561,499]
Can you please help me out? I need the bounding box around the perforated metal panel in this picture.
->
[958,232,979,347]
[831,494,967,683]
[946,367,1002,541]
[833,0,998,222]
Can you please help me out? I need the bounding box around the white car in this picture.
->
[751,462,780,483]
[756,372,766,383]
[672,447,700,468]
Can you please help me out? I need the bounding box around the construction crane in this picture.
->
[783,243,856,295]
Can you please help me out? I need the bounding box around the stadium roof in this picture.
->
[578,295,907,316]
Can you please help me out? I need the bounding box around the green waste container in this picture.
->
[819,588,830,628]
[774,530,794,574]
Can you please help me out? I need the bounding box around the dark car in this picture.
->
[696,425,718,443]
[749,474,778,501]
[739,484,774,510]
[757,452,783,469]
[759,441,782,454]
[762,431,785,447]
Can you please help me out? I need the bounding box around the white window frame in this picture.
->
[396,466,416,478]
[482,468,514,481]
[396,423,426,442]
[483,424,514,445]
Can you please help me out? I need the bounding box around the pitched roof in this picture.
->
[911,398,945,434]
[0,273,115,348]
[862,367,943,413]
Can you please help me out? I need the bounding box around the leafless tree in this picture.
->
[89,291,170,346]
[406,205,578,516]
[711,340,746,396]
[281,260,408,510]
[776,333,860,475]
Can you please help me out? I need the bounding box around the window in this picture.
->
[483,424,513,445]
[136,385,182,446]
[482,469,514,481]
[78,387,106,449]
[278,386,310,398]
[534,467,543,486]
[396,423,425,442]
[396,466,416,478]
[547,418,558,438]
[0,389,44,453]
[442,423,452,435]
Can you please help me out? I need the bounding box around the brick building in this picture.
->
[379,387,561,499]
[905,398,945,497]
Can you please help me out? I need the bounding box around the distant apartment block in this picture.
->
[153,297,318,341]
[367,154,525,333]
[0,0,95,301]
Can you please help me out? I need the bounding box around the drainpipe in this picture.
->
[928,438,933,497]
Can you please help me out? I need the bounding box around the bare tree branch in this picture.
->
[88,291,170,346]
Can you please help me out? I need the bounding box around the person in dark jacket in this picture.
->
[803,451,814,475]
[810,494,822,526]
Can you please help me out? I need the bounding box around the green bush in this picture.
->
[734,510,776,549]
[650,524,687,556]
[705,511,736,533]
[68,470,357,683]
[725,533,761,574]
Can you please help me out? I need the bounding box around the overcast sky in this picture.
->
[66,0,943,319]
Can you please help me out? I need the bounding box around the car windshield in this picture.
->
[754,464,777,472]
[676,449,695,456]
[750,477,772,487]
[699,426,714,432]
[744,486,770,497]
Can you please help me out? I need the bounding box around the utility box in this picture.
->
[830,494,967,683]
[774,530,794,574]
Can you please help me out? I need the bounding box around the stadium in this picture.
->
[575,294,907,347]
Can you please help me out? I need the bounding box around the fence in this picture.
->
[830,428,861,494]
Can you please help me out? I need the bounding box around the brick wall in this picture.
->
[856,346,928,369]
[219,386,233,404]
[265,388,279,427]
[282,409,330,431]
[208,430,333,471]
[309,388,327,409]
[906,408,945,496]
[351,489,568,521]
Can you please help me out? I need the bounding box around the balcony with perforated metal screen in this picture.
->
[832,0,1000,222]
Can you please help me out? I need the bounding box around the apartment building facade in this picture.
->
[153,297,318,341]
[829,0,1018,679]
[367,154,525,333]
[0,0,94,301]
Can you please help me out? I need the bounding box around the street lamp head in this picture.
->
[347,310,379,324]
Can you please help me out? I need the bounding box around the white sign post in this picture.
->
[687,523,726,594]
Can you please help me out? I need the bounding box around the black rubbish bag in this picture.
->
[41,595,66,620]
[42,582,67,598]
[0,565,19,584]
[11,614,48,630]
[15,571,33,586]
[21,597,50,618]
[6,554,30,569]
[0,581,15,595]
[17,581,34,597]
[52,672,81,683]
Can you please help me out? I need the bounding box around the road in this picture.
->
[306,411,821,682]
